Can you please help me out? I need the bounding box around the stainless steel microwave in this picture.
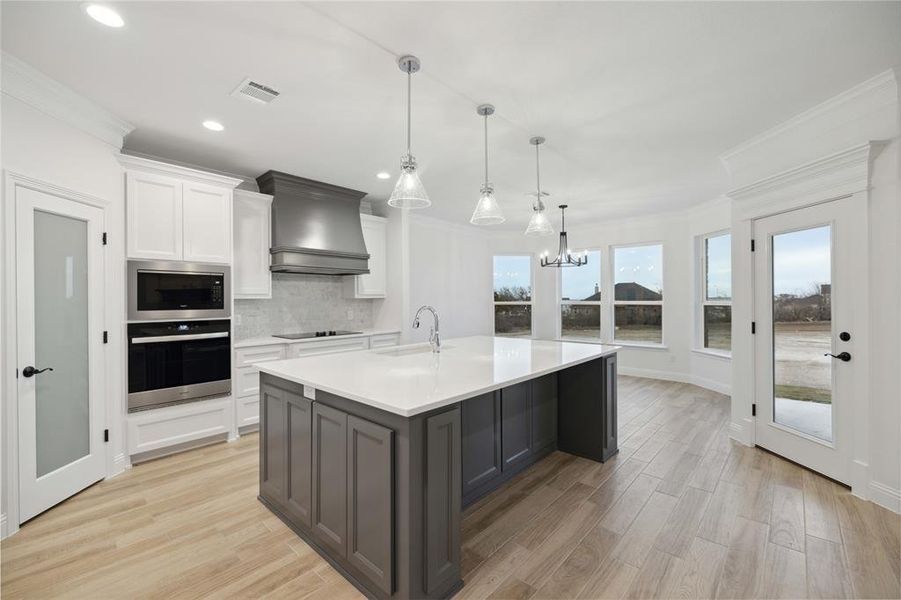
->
[127,260,230,321]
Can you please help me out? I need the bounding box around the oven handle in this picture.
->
[132,332,230,344]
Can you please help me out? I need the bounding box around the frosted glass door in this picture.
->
[16,186,105,523]
[33,211,91,476]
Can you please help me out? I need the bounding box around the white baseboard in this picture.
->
[869,481,901,514]
[618,367,731,396]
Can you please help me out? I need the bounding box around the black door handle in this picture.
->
[824,352,851,362]
[22,366,54,377]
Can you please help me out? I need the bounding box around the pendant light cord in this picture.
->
[484,113,489,184]
[406,67,412,155]
[535,142,541,194]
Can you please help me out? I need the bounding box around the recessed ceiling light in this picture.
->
[202,120,225,132]
[376,172,391,180]
[84,4,124,28]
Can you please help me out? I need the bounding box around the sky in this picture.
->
[561,250,601,300]
[614,245,663,293]
[772,225,830,296]
[706,233,731,299]
[493,255,531,294]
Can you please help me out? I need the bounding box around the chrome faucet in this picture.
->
[412,305,441,353]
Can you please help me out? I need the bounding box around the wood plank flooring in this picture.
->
[2,376,898,599]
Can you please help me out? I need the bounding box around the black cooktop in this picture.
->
[273,330,362,340]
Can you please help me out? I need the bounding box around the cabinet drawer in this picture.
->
[369,333,400,348]
[235,345,286,368]
[289,337,369,357]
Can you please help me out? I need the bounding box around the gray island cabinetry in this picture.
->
[257,336,619,599]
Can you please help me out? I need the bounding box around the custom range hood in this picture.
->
[257,170,370,275]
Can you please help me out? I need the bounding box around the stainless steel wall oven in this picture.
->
[128,260,230,321]
[127,320,231,411]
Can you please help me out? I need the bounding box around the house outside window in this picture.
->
[612,244,664,344]
[701,232,732,352]
[493,255,532,337]
[560,250,602,339]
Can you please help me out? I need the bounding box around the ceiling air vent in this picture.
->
[231,77,280,104]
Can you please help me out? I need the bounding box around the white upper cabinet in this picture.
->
[233,190,273,299]
[346,214,387,298]
[120,155,241,264]
[183,182,232,263]
[126,171,183,260]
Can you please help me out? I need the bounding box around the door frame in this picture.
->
[752,198,857,483]
[2,171,112,537]
[727,142,878,501]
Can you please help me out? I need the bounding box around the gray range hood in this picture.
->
[257,170,370,275]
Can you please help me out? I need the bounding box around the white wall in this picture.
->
[401,202,733,394]
[1,92,129,536]
[406,214,494,343]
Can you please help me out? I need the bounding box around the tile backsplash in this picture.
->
[234,274,374,340]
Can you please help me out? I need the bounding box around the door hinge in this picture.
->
[102,330,109,344]
[750,239,755,252]
[102,232,108,245]
[751,321,756,334]
[751,403,756,417]
[104,429,109,443]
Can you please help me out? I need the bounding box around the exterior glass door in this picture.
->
[753,197,857,483]
[16,186,106,522]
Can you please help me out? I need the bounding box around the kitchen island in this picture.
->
[256,335,619,600]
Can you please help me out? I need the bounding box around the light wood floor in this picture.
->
[2,376,899,599]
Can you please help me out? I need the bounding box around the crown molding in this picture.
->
[1,52,134,148]
[116,153,243,189]
[727,142,885,218]
[721,68,898,163]
[233,188,273,203]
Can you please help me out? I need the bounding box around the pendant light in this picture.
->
[540,205,588,267]
[388,55,430,209]
[524,136,554,236]
[470,104,505,225]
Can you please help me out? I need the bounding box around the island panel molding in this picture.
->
[258,336,619,599]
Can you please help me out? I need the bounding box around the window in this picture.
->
[560,250,602,339]
[493,255,532,337]
[613,244,663,344]
[701,232,731,352]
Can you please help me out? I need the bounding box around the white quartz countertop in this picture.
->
[234,329,401,349]
[256,335,620,417]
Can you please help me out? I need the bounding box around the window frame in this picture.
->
[696,230,732,357]
[492,253,534,338]
[558,248,603,341]
[610,241,665,347]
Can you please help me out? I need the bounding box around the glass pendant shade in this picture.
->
[525,205,554,236]
[388,156,430,208]
[471,184,504,225]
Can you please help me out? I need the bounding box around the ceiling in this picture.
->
[3,2,899,229]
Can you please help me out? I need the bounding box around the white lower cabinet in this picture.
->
[370,333,401,348]
[127,397,234,459]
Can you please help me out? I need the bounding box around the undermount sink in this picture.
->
[374,345,450,357]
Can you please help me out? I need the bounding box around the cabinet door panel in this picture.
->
[260,385,286,504]
[425,409,462,595]
[286,395,312,527]
[603,356,618,460]
[183,182,231,263]
[531,374,558,451]
[126,172,182,260]
[233,192,272,298]
[462,392,501,494]
[501,382,532,469]
[311,403,347,556]
[347,416,393,594]
[357,216,387,297]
